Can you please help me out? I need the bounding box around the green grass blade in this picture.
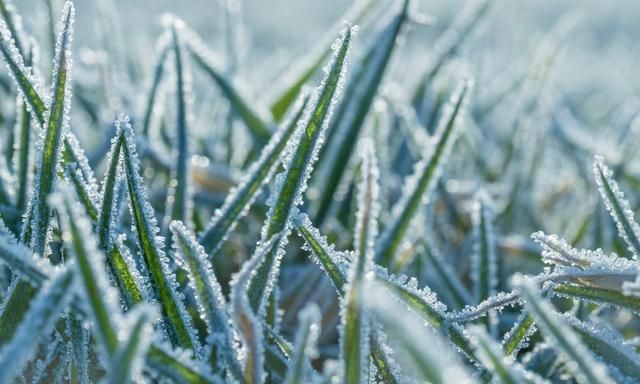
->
[50,185,122,357]
[246,25,354,316]
[471,193,497,303]
[146,345,216,383]
[170,220,243,379]
[64,164,99,221]
[97,130,124,249]
[341,141,379,384]
[312,1,409,226]
[514,276,614,384]
[168,22,192,224]
[468,325,527,384]
[553,283,640,314]
[199,91,310,256]
[376,79,472,266]
[185,26,272,144]
[563,314,640,380]
[29,1,74,254]
[502,311,536,356]
[0,266,74,383]
[107,305,155,384]
[422,239,473,308]
[269,0,379,122]
[364,281,473,384]
[120,114,201,353]
[593,156,640,258]
[13,97,32,214]
[283,304,321,384]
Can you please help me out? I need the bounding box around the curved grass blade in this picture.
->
[246,25,355,315]
[0,266,74,384]
[120,114,201,353]
[341,141,379,384]
[199,91,310,256]
[170,220,243,379]
[269,0,379,122]
[185,26,272,144]
[283,304,321,384]
[468,325,529,384]
[593,156,640,259]
[106,305,155,384]
[471,193,497,303]
[312,0,409,226]
[364,281,473,384]
[513,276,614,384]
[562,314,640,380]
[97,130,124,249]
[50,186,122,357]
[502,311,536,357]
[553,283,640,314]
[29,1,74,254]
[376,79,472,266]
[168,22,193,224]
[230,236,281,384]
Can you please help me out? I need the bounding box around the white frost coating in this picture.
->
[169,220,242,375]
[29,1,75,255]
[230,236,280,384]
[198,90,310,254]
[532,231,597,268]
[250,24,356,317]
[118,114,202,357]
[560,313,640,380]
[107,304,155,384]
[0,266,74,384]
[0,223,55,284]
[513,275,615,384]
[339,139,379,384]
[31,331,64,384]
[64,131,99,198]
[283,303,321,384]
[113,233,154,303]
[364,281,472,383]
[65,315,90,384]
[375,79,472,261]
[49,186,124,360]
[502,309,537,357]
[593,156,640,259]
[471,191,497,302]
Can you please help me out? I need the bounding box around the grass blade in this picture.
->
[514,275,614,384]
[376,78,472,266]
[170,220,243,379]
[312,0,409,225]
[246,24,355,315]
[0,266,74,383]
[283,304,321,384]
[120,114,201,353]
[199,91,310,256]
[593,156,640,258]
[106,305,155,384]
[29,1,74,254]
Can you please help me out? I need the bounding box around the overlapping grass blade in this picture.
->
[283,304,321,384]
[269,0,378,122]
[312,0,409,226]
[376,79,472,266]
[469,325,528,384]
[341,141,379,384]
[0,266,74,383]
[363,281,473,384]
[170,220,243,378]
[106,306,155,384]
[514,276,614,384]
[593,156,640,258]
[29,1,74,254]
[246,25,354,315]
[199,91,310,256]
[502,311,536,356]
[50,185,122,357]
[120,114,201,353]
